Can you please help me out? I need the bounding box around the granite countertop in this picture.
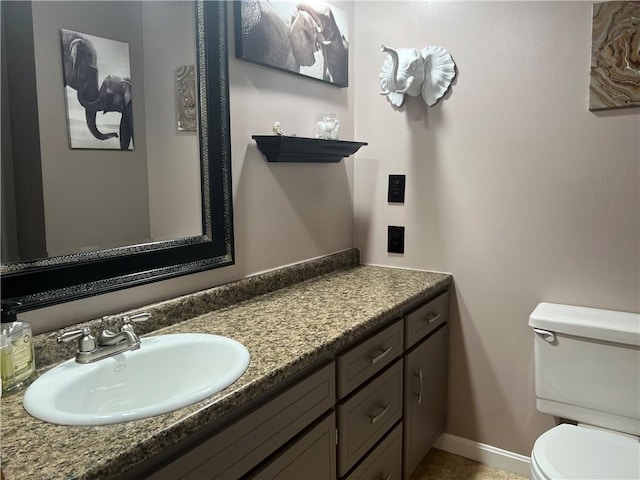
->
[0,262,451,479]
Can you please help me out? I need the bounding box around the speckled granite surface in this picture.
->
[1,255,451,480]
[34,249,360,369]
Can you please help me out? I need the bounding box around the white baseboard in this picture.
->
[433,433,531,477]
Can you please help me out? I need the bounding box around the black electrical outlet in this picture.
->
[387,226,405,254]
[388,174,406,203]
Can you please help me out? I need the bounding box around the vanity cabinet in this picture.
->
[149,362,335,479]
[147,290,450,480]
[0,261,454,480]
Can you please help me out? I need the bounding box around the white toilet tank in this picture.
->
[529,302,640,436]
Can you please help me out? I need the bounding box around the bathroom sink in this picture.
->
[23,333,250,426]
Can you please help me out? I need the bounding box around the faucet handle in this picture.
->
[57,327,96,353]
[121,312,151,332]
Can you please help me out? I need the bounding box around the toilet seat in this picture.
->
[531,423,640,479]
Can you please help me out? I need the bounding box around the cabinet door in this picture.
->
[249,412,337,480]
[403,324,449,479]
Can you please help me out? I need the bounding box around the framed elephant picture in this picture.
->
[234,0,349,87]
[60,29,134,150]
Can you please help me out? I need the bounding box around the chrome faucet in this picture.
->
[58,312,151,364]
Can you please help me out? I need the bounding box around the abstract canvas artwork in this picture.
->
[176,65,197,132]
[589,1,640,110]
[60,29,133,149]
[235,0,349,87]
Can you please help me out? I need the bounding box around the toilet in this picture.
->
[529,302,640,480]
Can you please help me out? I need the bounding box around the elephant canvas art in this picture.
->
[60,29,134,150]
[235,0,349,87]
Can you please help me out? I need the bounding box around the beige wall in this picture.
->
[23,2,355,333]
[353,1,640,456]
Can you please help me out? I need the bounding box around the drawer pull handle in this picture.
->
[369,403,391,424]
[369,345,393,365]
[414,369,423,404]
[423,312,442,324]
[381,475,391,480]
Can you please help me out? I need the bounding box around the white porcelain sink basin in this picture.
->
[23,333,250,426]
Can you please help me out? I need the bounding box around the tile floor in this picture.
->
[410,448,529,480]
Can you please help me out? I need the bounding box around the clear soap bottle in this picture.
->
[1,302,37,396]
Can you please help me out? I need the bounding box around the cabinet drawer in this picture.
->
[404,290,449,349]
[150,362,335,480]
[337,319,403,399]
[248,412,337,480]
[337,360,403,477]
[345,422,402,480]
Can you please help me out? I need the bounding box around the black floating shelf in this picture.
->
[252,135,367,163]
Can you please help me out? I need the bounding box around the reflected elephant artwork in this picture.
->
[60,29,134,150]
[235,0,349,87]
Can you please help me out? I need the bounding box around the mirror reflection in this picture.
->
[0,0,234,312]
[1,1,203,264]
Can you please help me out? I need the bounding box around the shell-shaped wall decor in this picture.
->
[380,44,456,107]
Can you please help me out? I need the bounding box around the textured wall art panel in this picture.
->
[589,1,640,110]
[176,65,197,132]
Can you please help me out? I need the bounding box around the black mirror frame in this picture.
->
[0,1,234,312]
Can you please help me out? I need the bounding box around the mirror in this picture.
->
[0,0,234,311]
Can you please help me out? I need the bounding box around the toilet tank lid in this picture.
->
[529,303,640,346]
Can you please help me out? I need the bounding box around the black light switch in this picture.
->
[388,175,406,203]
[387,226,405,254]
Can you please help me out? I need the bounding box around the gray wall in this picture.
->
[31,1,150,256]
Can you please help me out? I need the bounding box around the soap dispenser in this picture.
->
[1,302,37,396]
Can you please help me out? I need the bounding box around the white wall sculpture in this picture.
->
[379,44,456,107]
